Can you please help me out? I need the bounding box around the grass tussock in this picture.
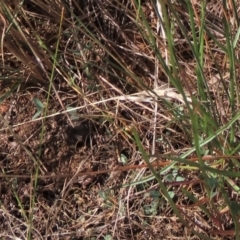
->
[0,0,240,239]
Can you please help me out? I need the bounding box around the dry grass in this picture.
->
[0,0,240,239]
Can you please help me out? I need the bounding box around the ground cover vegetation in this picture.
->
[0,0,240,239]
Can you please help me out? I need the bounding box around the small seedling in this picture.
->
[32,97,44,119]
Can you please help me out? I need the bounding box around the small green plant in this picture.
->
[32,97,44,119]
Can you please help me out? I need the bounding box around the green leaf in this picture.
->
[149,190,160,199]
[104,235,112,240]
[33,97,44,111]
[229,201,240,216]
[120,153,128,165]
[168,191,175,199]
[67,106,79,121]
[176,176,185,182]
[32,110,42,120]
[206,177,218,189]
[164,173,175,182]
